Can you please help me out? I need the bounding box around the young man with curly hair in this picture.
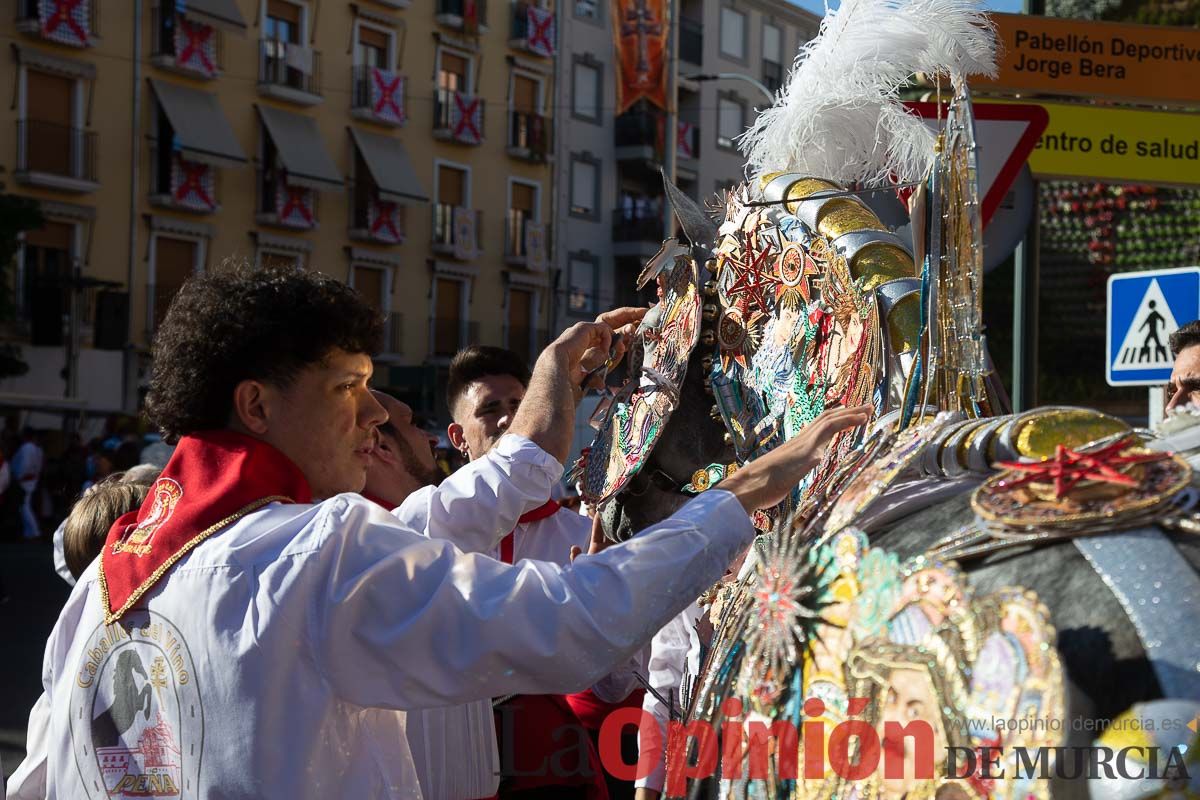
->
[9,265,868,800]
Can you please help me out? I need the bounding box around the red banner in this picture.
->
[611,0,669,114]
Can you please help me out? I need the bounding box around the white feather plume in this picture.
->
[739,0,997,187]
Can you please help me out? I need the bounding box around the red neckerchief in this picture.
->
[99,430,311,623]
[498,499,560,564]
[361,492,396,511]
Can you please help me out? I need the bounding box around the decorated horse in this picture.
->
[574,0,1200,796]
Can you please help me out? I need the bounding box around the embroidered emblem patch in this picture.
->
[113,478,183,557]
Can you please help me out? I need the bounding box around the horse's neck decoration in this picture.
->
[575,242,701,506]
[691,530,1065,800]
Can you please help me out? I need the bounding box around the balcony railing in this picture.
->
[507,110,549,161]
[510,2,555,56]
[432,203,482,258]
[504,213,548,266]
[151,9,223,77]
[615,109,662,153]
[433,89,485,145]
[431,317,481,358]
[612,204,663,242]
[436,0,487,30]
[16,120,97,183]
[679,17,702,64]
[350,187,406,244]
[351,65,406,125]
[150,145,220,213]
[17,0,99,46]
[258,38,322,98]
[257,167,320,229]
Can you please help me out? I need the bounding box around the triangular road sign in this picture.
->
[1112,279,1178,371]
[904,102,1049,227]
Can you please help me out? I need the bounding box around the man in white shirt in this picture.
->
[13,427,44,539]
[9,266,868,800]
[362,390,442,510]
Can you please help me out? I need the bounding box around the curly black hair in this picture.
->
[146,264,384,442]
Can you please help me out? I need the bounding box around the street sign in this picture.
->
[904,102,1048,226]
[974,13,1200,106]
[980,99,1200,188]
[1106,267,1200,386]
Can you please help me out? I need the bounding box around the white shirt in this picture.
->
[395,438,634,799]
[8,436,754,800]
[636,604,703,792]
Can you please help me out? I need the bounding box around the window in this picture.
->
[512,74,540,115]
[434,163,469,246]
[260,251,300,270]
[21,221,73,342]
[433,277,464,357]
[574,0,598,20]
[719,8,746,61]
[436,49,473,130]
[356,24,391,69]
[508,180,539,259]
[24,70,77,177]
[507,288,535,365]
[353,265,387,311]
[572,59,601,122]
[570,157,598,218]
[509,72,544,152]
[717,95,746,150]
[762,22,783,93]
[265,0,302,43]
[152,236,200,329]
[438,50,470,94]
[568,254,598,315]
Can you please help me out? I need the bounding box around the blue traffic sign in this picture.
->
[1106,267,1200,386]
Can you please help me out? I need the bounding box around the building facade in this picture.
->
[0,0,558,423]
[552,0,818,454]
[552,0,818,330]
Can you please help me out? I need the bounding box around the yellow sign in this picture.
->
[981,100,1200,187]
[975,13,1200,105]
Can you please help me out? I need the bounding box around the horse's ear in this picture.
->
[661,169,717,250]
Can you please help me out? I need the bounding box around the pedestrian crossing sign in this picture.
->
[1106,267,1200,386]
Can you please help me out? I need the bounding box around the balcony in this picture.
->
[509,2,555,57]
[351,65,406,127]
[258,38,322,106]
[350,188,406,244]
[431,316,481,359]
[257,168,320,230]
[14,120,98,193]
[16,0,99,47]
[432,203,481,259]
[679,17,702,65]
[612,202,664,257]
[435,0,487,32]
[506,111,549,162]
[614,109,662,162]
[433,89,485,145]
[149,147,220,214]
[504,213,548,269]
[151,9,222,79]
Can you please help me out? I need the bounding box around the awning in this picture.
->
[256,104,343,190]
[179,0,247,31]
[348,127,429,204]
[149,79,246,168]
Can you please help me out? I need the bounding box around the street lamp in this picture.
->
[681,72,775,104]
